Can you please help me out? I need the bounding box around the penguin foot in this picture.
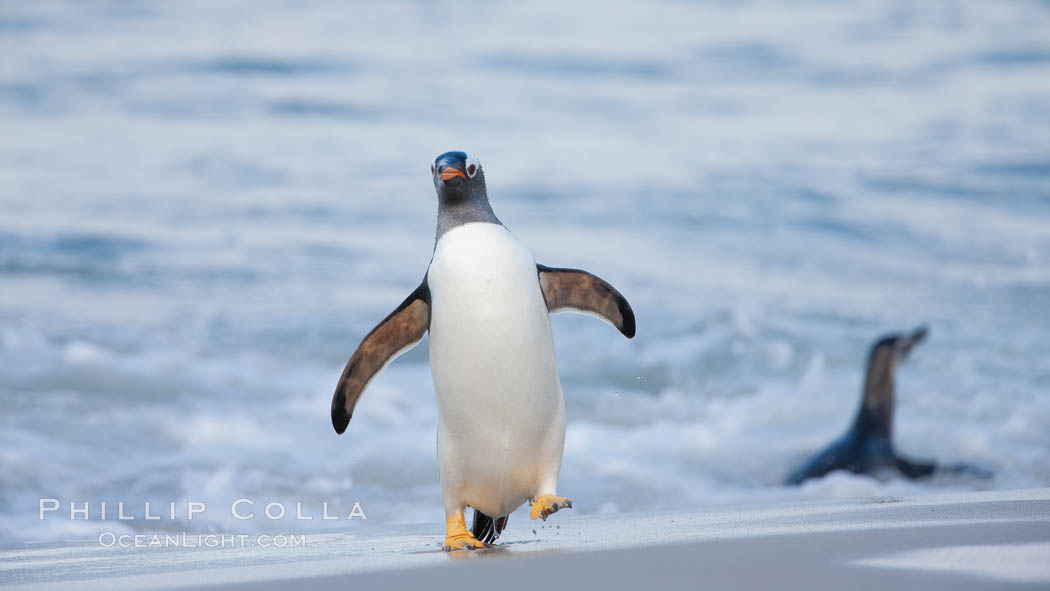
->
[443,514,486,552]
[530,495,573,521]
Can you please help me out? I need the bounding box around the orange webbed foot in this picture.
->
[529,494,573,521]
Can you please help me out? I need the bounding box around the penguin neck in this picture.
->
[853,351,895,442]
[435,190,502,242]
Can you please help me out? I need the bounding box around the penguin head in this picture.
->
[861,325,928,427]
[866,325,928,386]
[431,151,485,204]
[874,325,928,363]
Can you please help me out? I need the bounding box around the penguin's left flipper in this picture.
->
[331,280,431,434]
[537,265,635,338]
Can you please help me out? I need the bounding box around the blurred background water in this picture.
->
[1,1,1049,544]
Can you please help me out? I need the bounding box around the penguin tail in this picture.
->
[471,509,508,544]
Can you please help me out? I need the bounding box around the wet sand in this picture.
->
[2,488,1048,590]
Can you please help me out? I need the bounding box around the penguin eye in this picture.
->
[464,153,481,178]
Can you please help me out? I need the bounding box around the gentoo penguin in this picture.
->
[330,151,635,550]
[786,326,986,486]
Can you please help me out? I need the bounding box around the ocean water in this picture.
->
[1,1,1049,544]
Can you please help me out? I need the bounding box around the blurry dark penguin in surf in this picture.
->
[786,327,989,486]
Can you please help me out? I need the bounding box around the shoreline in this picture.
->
[1,488,1048,590]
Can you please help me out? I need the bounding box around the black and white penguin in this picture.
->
[786,326,987,486]
[330,151,635,550]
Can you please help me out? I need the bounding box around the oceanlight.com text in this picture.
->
[97,532,308,549]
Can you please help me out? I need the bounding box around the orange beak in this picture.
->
[438,167,466,181]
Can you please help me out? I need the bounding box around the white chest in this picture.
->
[426,222,560,413]
[428,222,547,329]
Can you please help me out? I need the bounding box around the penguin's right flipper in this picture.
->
[537,265,635,338]
[897,456,994,479]
[895,456,937,479]
[331,280,431,434]
[926,461,993,479]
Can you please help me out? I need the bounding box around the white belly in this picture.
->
[427,222,565,516]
